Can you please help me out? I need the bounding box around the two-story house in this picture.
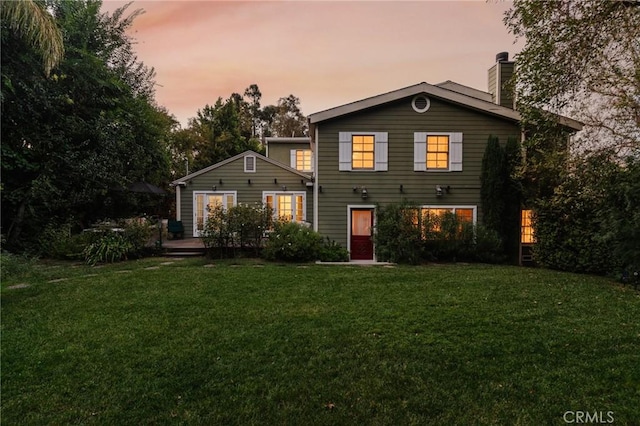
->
[171,53,582,261]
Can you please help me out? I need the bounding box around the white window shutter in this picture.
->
[414,132,427,171]
[290,150,297,169]
[449,132,463,171]
[338,132,352,171]
[374,132,388,171]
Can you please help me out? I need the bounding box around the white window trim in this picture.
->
[193,191,238,236]
[419,205,477,224]
[414,132,463,172]
[339,131,388,172]
[412,94,431,113]
[262,191,307,223]
[244,155,256,173]
[290,149,314,172]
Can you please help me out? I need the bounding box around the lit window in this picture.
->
[295,150,313,172]
[264,192,306,223]
[427,135,449,170]
[420,207,475,235]
[352,135,375,169]
[521,210,534,243]
[194,192,236,234]
[422,208,452,232]
[455,209,474,223]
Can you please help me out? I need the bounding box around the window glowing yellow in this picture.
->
[521,209,534,243]
[422,208,452,233]
[278,195,293,221]
[295,195,304,222]
[352,135,375,169]
[295,150,312,171]
[455,208,473,223]
[426,135,449,169]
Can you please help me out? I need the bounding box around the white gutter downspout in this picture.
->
[313,125,319,232]
[175,184,181,221]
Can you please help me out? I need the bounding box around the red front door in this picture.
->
[350,209,374,260]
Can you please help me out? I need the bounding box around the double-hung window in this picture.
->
[338,132,388,171]
[414,132,463,171]
[264,192,306,223]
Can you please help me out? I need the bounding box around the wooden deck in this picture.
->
[161,238,205,249]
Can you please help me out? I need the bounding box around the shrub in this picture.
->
[0,250,38,281]
[82,218,154,265]
[374,201,423,264]
[262,221,324,262]
[318,237,350,262]
[83,231,134,265]
[201,203,273,257]
[38,222,94,260]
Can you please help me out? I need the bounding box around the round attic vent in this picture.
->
[412,94,430,113]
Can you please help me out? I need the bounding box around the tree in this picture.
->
[271,94,308,137]
[243,84,262,138]
[505,0,640,155]
[187,96,262,173]
[480,135,506,236]
[1,0,171,249]
[0,0,64,76]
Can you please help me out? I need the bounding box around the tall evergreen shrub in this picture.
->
[480,135,506,236]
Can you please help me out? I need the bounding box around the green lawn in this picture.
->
[2,258,639,425]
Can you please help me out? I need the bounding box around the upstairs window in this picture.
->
[290,149,313,172]
[339,132,388,171]
[352,135,375,170]
[427,135,449,170]
[414,132,463,172]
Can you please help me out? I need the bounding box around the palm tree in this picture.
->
[1,0,64,76]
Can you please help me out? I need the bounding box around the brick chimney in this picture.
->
[488,52,515,109]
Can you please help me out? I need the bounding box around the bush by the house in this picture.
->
[375,201,506,265]
[262,221,324,262]
[201,203,273,257]
[374,201,423,264]
[318,237,350,262]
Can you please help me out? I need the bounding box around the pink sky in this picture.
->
[101,1,524,126]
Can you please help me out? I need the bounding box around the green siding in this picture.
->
[266,141,311,168]
[180,155,313,237]
[315,96,521,248]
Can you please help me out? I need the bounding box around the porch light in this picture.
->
[212,185,217,191]
[435,185,451,196]
[353,185,369,199]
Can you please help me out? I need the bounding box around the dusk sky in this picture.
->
[100,1,524,126]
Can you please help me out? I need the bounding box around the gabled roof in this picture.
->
[171,150,312,185]
[308,81,582,131]
[435,80,493,103]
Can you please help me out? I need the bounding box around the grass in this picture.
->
[2,257,639,425]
